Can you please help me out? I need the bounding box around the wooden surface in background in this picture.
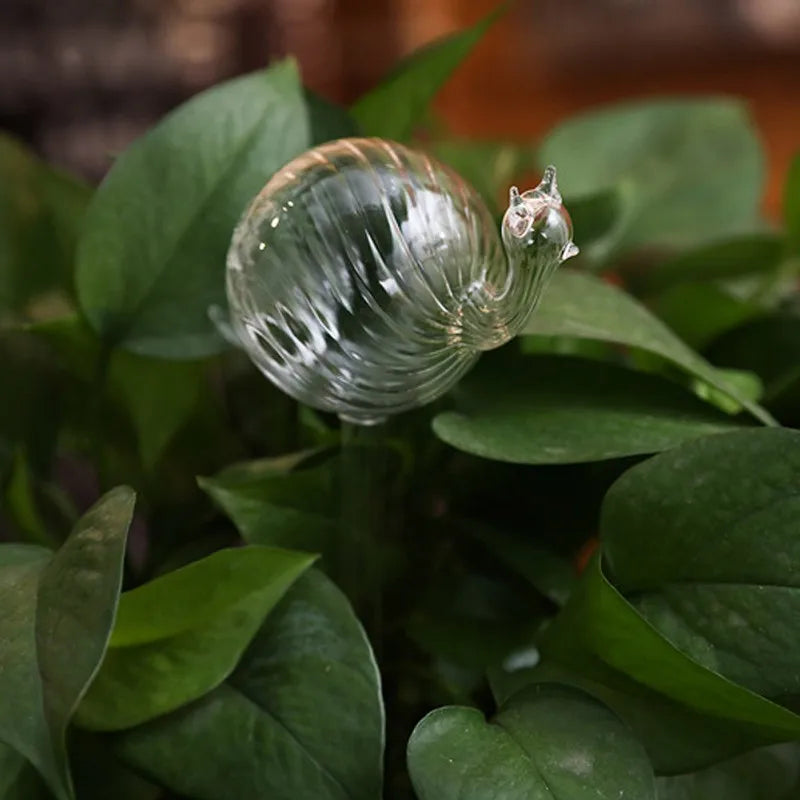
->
[390,0,800,218]
[1,0,797,211]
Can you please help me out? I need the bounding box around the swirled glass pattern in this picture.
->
[226,138,575,424]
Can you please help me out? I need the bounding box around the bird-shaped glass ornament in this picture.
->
[224,137,577,425]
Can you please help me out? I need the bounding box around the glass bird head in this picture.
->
[503,166,578,263]
[224,138,577,425]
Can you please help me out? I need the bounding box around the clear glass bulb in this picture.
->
[225,138,576,424]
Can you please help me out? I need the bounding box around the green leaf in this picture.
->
[0,134,91,319]
[108,351,205,469]
[432,140,533,216]
[76,545,316,731]
[431,142,621,257]
[490,431,800,772]
[522,269,775,424]
[542,557,800,747]
[537,433,800,761]
[564,188,622,261]
[601,428,800,699]
[603,427,800,589]
[463,521,575,607]
[650,283,761,349]
[705,314,800,413]
[2,448,57,547]
[785,152,800,254]
[0,487,135,800]
[115,570,384,800]
[490,659,778,775]
[70,731,163,800]
[305,90,360,144]
[657,743,800,800]
[0,543,51,568]
[352,7,504,140]
[407,684,656,800]
[408,567,545,695]
[634,234,784,294]
[199,452,337,553]
[0,742,49,800]
[433,354,747,465]
[76,60,310,358]
[539,99,764,251]
[691,367,764,415]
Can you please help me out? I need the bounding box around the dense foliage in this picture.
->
[2,9,800,799]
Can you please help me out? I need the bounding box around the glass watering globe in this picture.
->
[223,137,578,426]
[220,137,578,627]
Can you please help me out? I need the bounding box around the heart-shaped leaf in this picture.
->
[601,428,800,699]
[76,60,309,358]
[535,431,800,771]
[538,99,764,251]
[115,569,384,800]
[532,557,800,783]
[408,684,656,800]
[545,556,800,740]
[520,430,800,772]
[490,659,778,776]
[76,545,316,731]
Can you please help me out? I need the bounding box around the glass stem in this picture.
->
[337,420,387,651]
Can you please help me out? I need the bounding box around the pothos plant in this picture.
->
[2,8,800,800]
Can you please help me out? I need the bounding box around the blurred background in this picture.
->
[1,0,799,214]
